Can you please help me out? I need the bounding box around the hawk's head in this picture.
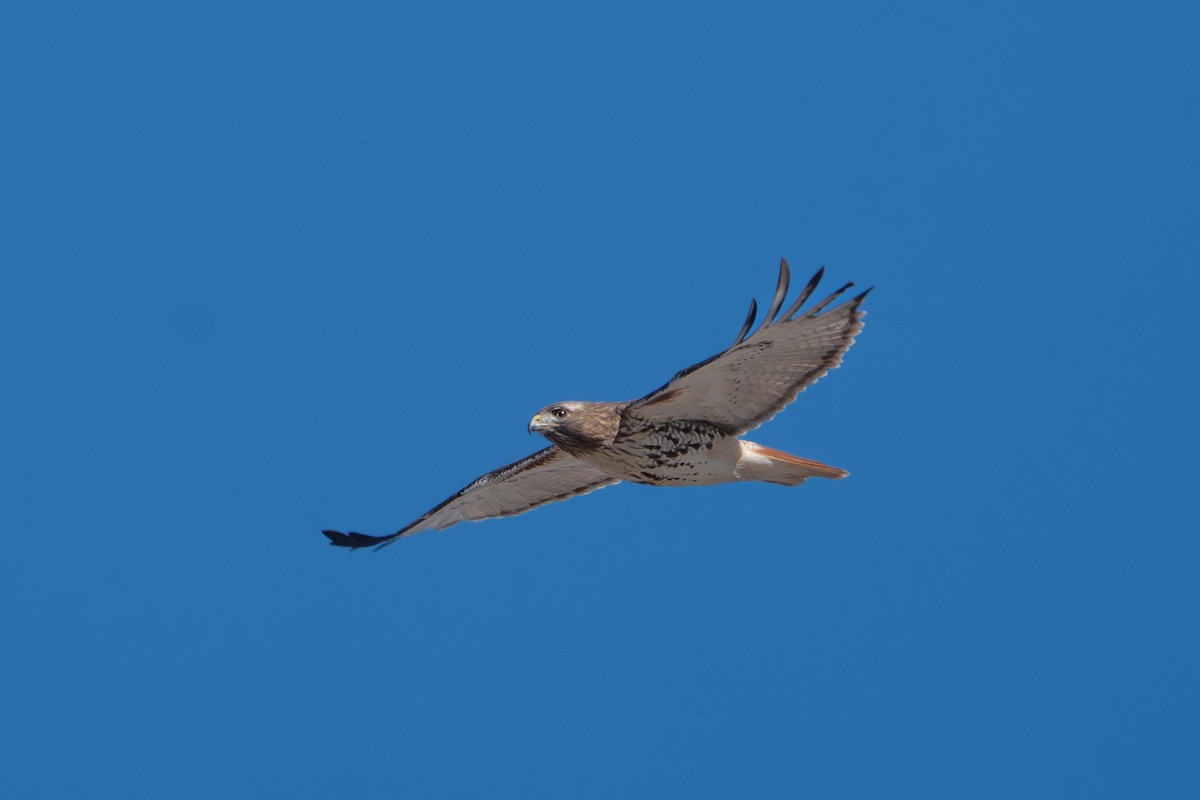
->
[528,401,621,452]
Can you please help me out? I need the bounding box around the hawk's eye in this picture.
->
[551,407,568,419]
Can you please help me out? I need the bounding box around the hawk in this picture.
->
[324,258,870,549]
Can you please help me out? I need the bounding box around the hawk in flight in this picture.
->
[324,258,870,549]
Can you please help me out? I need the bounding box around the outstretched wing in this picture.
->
[323,446,618,550]
[626,259,870,435]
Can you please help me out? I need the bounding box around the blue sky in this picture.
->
[2,1,1197,797]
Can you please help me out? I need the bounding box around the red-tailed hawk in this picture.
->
[324,259,870,549]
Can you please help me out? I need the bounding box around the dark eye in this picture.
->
[551,406,568,419]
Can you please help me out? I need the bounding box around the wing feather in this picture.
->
[760,258,791,327]
[323,446,618,550]
[730,298,758,347]
[780,265,825,322]
[628,260,871,434]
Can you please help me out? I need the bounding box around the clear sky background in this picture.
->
[2,2,1197,797]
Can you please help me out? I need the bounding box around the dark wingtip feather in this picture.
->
[781,266,826,321]
[806,280,855,317]
[323,529,392,549]
[731,297,758,346]
[761,258,791,328]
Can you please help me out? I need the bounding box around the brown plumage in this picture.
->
[323,258,870,550]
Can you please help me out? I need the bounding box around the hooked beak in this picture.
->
[528,413,545,435]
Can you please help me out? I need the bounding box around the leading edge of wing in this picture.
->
[629,258,872,413]
[322,446,617,551]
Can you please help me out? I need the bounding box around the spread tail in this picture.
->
[737,441,849,486]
